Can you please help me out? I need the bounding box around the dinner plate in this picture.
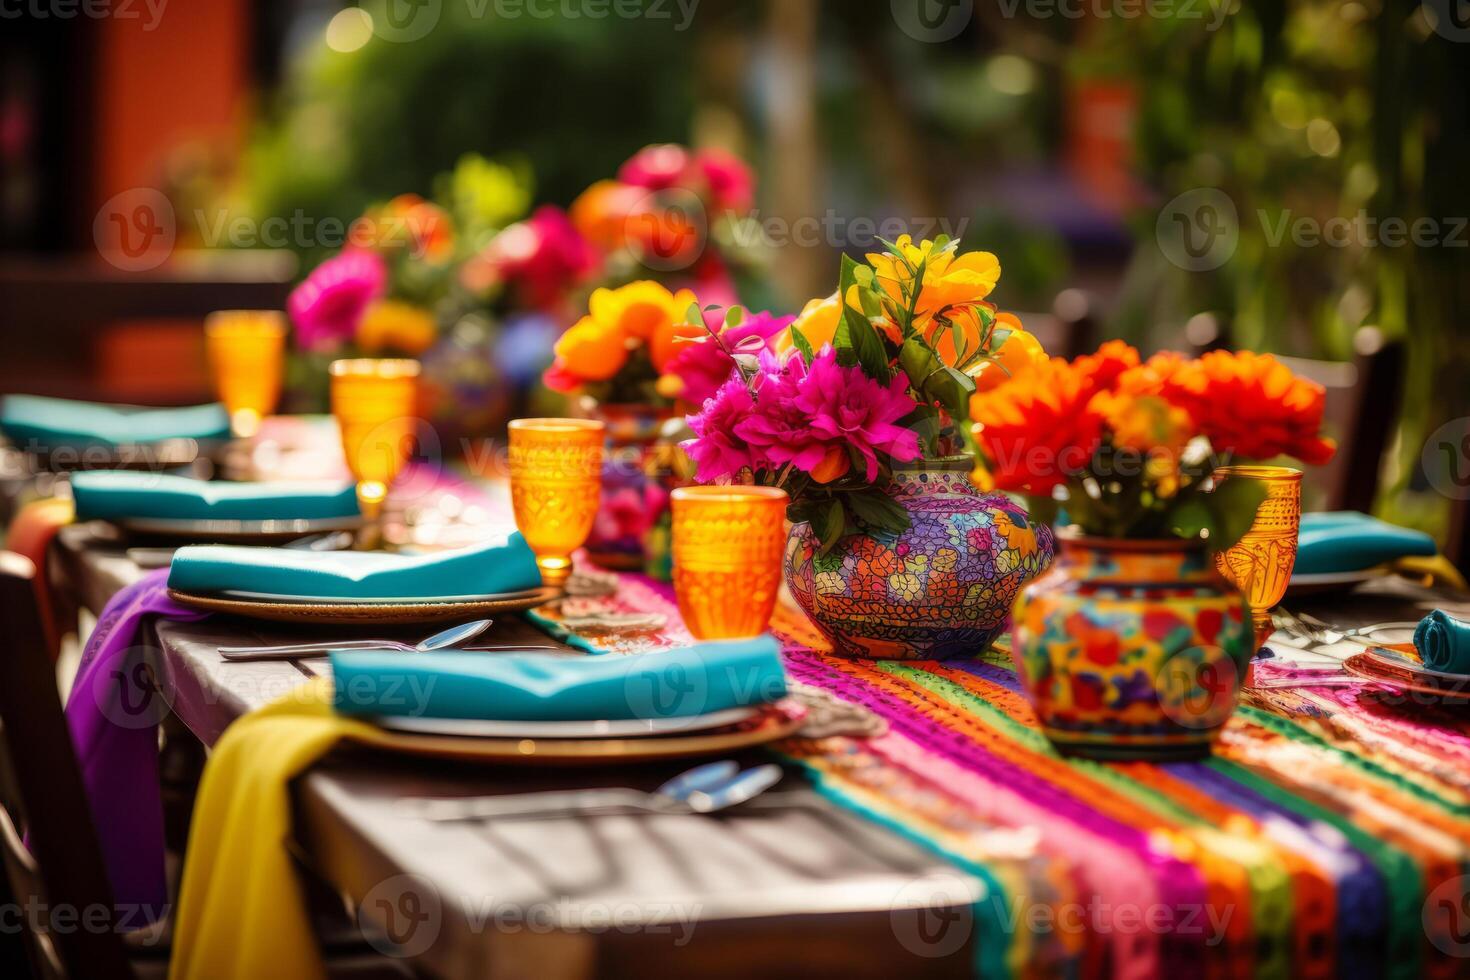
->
[1343,652,1470,703]
[216,586,547,606]
[359,700,808,765]
[116,514,364,543]
[167,585,561,625]
[1364,645,1470,683]
[1286,567,1390,597]
[372,705,760,740]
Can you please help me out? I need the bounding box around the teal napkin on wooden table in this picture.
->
[168,534,541,599]
[1413,610,1470,674]
[1293,511,1437,575]
[0,395,229,450]
[330,635,787,720]
[72,471,359,523]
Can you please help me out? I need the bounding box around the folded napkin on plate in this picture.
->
[330,635,787,720]
[72,471,359,523]
[1413,610,1470,674]
[0,395,229,450]
[1293,511,1437,576]
[167,533,541,598]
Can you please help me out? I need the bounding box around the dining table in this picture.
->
[33,470,1470,979]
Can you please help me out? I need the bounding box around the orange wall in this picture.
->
[94,0,247,207]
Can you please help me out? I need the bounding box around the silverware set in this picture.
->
[217,618,564,661]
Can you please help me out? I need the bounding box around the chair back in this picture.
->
[0,552,136,979]
[1276,326,1405,513]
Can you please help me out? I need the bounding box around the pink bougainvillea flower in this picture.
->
[618,144,691,191]
[681,377,761,482]
[483,206,597,310]
[664,309,794,407]
[692,148,754,212]
[287,250,386,351]
[791,347,921,481]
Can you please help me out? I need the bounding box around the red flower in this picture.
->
[1166,351,1336,465]
[1073,340,1141,398]
[972,358,1105,494]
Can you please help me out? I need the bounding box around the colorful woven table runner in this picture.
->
[526,569,1470,980]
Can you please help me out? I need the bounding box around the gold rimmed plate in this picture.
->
[1286,567,1391,597]
[116,514,364,544]
[355,700,807,765]
[167,585,562,625]
[372,705,762,740]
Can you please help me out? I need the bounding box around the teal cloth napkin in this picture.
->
[330,635,787,720]
[0,395,229,450]
[1293,511,1437,576]
[168,534,541,599]
[1413,610,1470,674]
[72,471,359,523]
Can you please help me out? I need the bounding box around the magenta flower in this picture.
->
[794,348,920,480]
[618,144,690,191]
[287,250,386,351]
[682,377,761,482]
[485,206,597,310]
[665,309,794,407]
[733,350,835,475]
[693,148,754,212]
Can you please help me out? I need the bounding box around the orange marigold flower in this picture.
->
[552,315,628,381]
[971,357,1105,495]
[1073,340,1141,398]
[1166,350,1336,465]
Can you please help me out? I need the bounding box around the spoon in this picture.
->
[218,619,557,661]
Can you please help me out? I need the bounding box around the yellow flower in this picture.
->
[553,315,629,381]
[776,292,842,356]
[356,300,438,355]
[865,235,1001,328]
[588,280,695,341]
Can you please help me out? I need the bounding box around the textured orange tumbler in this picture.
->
[507,418,605,587]
[1213,465,1302,650]
[329,358,421,520]
[204,310,287,438]
[671,486,788,639]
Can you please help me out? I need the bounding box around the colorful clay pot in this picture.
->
[784,456,1054,660]
[1011,534,1253,761]
[579,401,683,575]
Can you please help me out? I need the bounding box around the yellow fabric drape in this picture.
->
[168,677,391,980]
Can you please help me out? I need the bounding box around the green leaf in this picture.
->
[724,306,744,328]
[838,254,892,382]
[845,490,912,535]
[816,499,847,554]
[790,326,815,364]
[686,302,704,325]
[899,336,940,387]
[927,365,976,424]
[1203,477,1269,552]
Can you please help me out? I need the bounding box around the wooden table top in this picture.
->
[51,522,978,978]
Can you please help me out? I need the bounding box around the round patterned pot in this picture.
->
[1010,534,1253,761]
[784,456,1054,660]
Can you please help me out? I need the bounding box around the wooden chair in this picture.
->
[0,553,408,979]
[1276,326,1406,514]
[1016,288,1096,361]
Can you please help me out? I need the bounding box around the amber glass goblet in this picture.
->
[1213,465,1303,649]
[329,358,421,522]
[204,310,288,438]
[507,418,605,587]
[671,486,789,640]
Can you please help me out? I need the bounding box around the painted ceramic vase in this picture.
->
[580,402,682,576]
[784,456,1054,660]
[1011,534,1253,761]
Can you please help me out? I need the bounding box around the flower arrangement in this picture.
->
[682,235,1039,548]
[971,341,1336,545]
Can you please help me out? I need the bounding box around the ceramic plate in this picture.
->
[1286,567,1390,597]
[362,700,807,765]
[215,586,547,606]
[166,585,562,625]
[1344,652,1470,703]
[116,514,364,543]
[372,705,760,740]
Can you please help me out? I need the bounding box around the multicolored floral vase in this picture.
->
[784,456,1054,660]
[581,402,682,576]
[1011,535,1253,761]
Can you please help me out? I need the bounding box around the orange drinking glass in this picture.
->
[1213,465,1303,649]
[507,418,605,587]
[204,310,287,438]
[329,358,421,520]
[671,486,789,639]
